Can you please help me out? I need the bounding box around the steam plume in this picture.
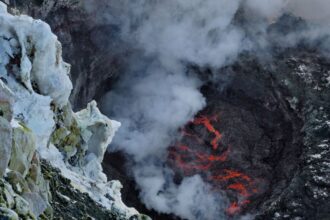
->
[81,0,330,219]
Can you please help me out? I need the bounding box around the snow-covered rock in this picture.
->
[75,100,121,163]
[0,2,72,107]
[0,2,146,219]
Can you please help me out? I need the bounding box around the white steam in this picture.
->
[288,0,330,22]
[102,63,206,161]
[245,0,330,22]
[83,0,330,219]
[97,1,243,219]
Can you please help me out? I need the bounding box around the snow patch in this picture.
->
[0,2,72,107]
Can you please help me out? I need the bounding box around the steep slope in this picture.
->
[0,3,147,219]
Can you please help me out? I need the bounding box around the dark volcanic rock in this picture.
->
[41,160,121,220]
[170,49,330,220]
[253,50,330,220]
[168,52,305,218]
[103,48,330,220]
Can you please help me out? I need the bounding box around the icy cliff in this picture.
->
[0,2,146,219]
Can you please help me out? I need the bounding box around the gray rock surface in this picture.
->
[0,118,12,178]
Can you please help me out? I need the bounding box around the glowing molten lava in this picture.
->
[226,200,251,216]
[169,113,262,216]
[169,144,229,174]
[192,115,222,150]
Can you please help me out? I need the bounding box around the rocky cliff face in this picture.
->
[0,2,148,219]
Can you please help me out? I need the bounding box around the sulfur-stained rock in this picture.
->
[51,104,82,161]
[0,117,12,178]
[9,125,36,178]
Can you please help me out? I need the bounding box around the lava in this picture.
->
[227,183,250,197]
[192,115,222,150]
[227,201,240,215]
[169,144,229,174]
[168,113,263,216]
[211,169,251,182]
[226,200,251,216]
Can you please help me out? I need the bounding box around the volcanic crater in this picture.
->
[103,52,305,220]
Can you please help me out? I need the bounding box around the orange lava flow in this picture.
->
[169,144,229,173]
[211,169,251,182]
[227,183,250,197]
[169,113,261,216]
[227,202,240,216]
[227,200,251,215]
[210,169,258,215]
[192,115,222,150]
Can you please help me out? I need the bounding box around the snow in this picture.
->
[0,4,139,219]
[75,101,121,162]
[0,2,6,13]
[0,2,72,107]
[9,79,55,149]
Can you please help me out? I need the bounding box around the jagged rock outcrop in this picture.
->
[8,0,125,109]
[0,2,148,219]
